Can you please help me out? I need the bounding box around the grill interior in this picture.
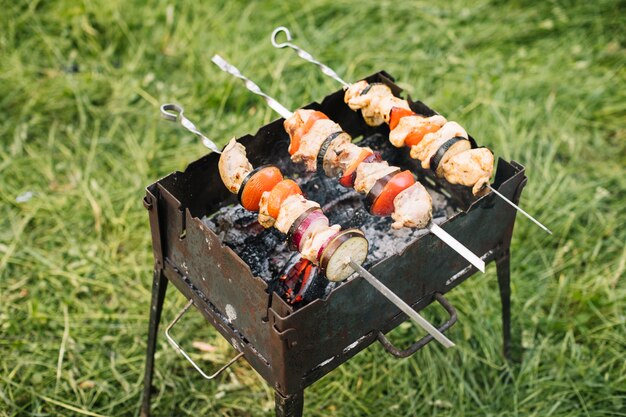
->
[202,132,459,303]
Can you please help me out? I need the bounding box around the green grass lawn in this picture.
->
[1,0,625,415]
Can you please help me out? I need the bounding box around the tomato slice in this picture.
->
[404,123,442,147]
[267,179,303,219]
[338,149,374,188]
[289,111,329,155]
[370,170,415,216]
[240,166,283,212]
[389,107,416,130]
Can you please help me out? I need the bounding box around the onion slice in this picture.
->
[287,208,328,252]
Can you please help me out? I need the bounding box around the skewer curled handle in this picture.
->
[270,26,350,88]
[165,299,244,379]
[160,103,222,154]
[377,293,457,358]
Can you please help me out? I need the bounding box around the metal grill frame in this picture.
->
[140,71,526,417]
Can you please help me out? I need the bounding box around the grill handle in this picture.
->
[377,293,457,358]
[165,299,244,379]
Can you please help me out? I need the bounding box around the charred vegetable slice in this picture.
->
[316,131,342,176]
[429,137,466,172]
[359,82,380,96]
[239,165,283,211]
[319,229,369,282]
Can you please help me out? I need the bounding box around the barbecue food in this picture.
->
[219,139,368,281]
[239,165,284,212]
[283,109,435,230]
[389,114,447,148]
[390,182,432,229]
[258,179,303,228]
[274,194,320,234]
[344,82,398,126]
[344,82,494,196]
[410,121,469,169]
[443,148,494,195]
[353,161,398,195]
[293,118,343,171]
[218,139,254,193]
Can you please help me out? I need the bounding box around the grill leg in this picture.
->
[275,391,304,417]
[140,268,168,417]
[496,251,518,361]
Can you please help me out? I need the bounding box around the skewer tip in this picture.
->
[211,54,226,67]
[349,260,455,349]
[486,184,552,235]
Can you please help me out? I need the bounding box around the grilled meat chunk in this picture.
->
[275,194,320,234]
[391,182,433,229]
[442,148,494,195]
[218,138,254,193]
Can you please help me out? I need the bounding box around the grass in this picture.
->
[1,0,625,415]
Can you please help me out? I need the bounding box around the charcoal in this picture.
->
[202,132,458,306]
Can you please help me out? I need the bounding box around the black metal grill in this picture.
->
[140,71,526,417]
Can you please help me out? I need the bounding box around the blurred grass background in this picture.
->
[1,0,625,416]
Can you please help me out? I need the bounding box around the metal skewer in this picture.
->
[160,103,222,153]
[486,184,552,234]
[349,260,454,348]
[211,54,485,273]
[161,104,226,154]
[271,26,553,236]
[429,223,484,272]
[271,26,350,89]
[211,55,293,119]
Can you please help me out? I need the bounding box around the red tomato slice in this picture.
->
[389,107,416,130]
[370,170,415,216]
[267,179,303,219]
[404,123,442,147]
[240,166,283,212]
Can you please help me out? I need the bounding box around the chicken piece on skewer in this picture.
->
[293,118,343,171]
[344,82,397,126]
[218,139,254,193]
[410,121,470,169]
[391,182,432,230]
[283,110,435,228]
[443,148,494,196]
[218,139,368,281]
[344,81,369,108]
[344,81,494,195]
[389,114,447,148]
[274,194,320,234]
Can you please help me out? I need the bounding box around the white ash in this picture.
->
[201,186,456,284]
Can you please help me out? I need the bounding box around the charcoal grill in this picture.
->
[140,71,526,417]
